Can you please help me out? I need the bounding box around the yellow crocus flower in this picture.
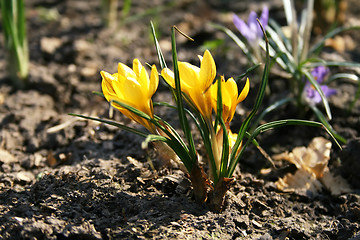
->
[211,76,250,123]
[101,59,159,132]
[161,50,216,120]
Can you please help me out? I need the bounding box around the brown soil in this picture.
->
[0,0,359,239]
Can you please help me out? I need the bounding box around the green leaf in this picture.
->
[229,19,270,172]
[144,134,168,143]
[227,119,341,177]
[268,19,292,52]
[150,21,167,70]
[93,91,105,97]
[153,114,188,150]
[250,97,293,132]
[266,24,295,63]
[235,63,261,83]
[305,61,360,69]
[153,100,217,179]
[215,78,229,179]
[68,113,148,138]
[104,97,194,171]
[326,73,359,85]
[0,0,29,87]
[111,99,151,121]
[154,101,202,138]
[170,26,197,166]
[260,39,294,74]
[310,105,347,144]
[298,0,314,62]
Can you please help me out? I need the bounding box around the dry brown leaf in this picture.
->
[276,168,323,196]
[274,137,352,196]
[321,169,352,195]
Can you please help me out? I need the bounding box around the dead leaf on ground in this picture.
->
[273,137,352,196]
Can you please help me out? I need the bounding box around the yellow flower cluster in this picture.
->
[101,59,159,133]
[100,50,249,151]
[161,50,249,123]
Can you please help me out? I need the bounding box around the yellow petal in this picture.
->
[102,60,157,133]
[228,130,238,148]
[118,62,136,79]
[225,77,238,100]
[221,80,232,122]
[209,80,218,110]
[132,59,142,78]
[178,61,200,91]
[237,77,250,103]
[161,68,175,88]
[101,71,117,102]
[221,78,236,107]
[111,74,127,100]
[122,77,143,106]
[149,65,159,97]
[210,77,238,122]
[138,65,150,93]
[199,50,216,90]
[191,88,212,119]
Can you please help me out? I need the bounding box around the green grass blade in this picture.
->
[266,25,295,63]
[299,0,314,62]
[121,0,132,19]
[235,63,261,83]
[1,0,29,86]
[71,103,194,172]
[108,98,194,167]
[154,101,202,136]
[153,114,188,150]
[110,99,189,151]
[150,21,167,69]
[250,97,293,132]
[325,73,360,110]
[170,27,197,164]
[260,39,294,74]
[111,99,152,121]
[93,91,105,97]
[228,119,341,177]
[325,73,359,85]
[157,100,219,182]
[17,0,26,46]
[268,19,292,51]
[306,61,360,69]
[245,131,259,147]
[310,105,347,144]
[229,19,270,170]
[163,93,219,181]
[68,113,148,138]
[215,78,229,178]
[142,132,194,173]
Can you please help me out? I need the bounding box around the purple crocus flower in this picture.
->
[304,66,337,105]
[233,6,269,44]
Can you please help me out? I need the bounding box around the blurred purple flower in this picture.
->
[304,66,337,105]
[233,6,269,43]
